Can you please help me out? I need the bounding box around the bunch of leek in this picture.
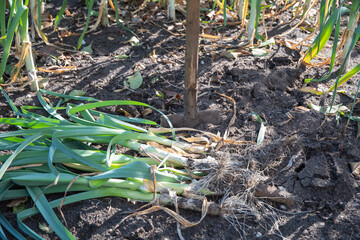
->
[0,88,221,239]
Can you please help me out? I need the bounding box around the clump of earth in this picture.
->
[0,1,359,239]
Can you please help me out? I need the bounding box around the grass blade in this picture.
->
[15,188,154,238]
[327,63,360,92]
[346,79,360,123]
[0,118,59,128]
[0,214,27,240]
[0,0,6,46]
[0,180,13,201]
[1,87,26,117]
[36,0,42,27]
[39,89,100,102]
[67,100,175,139]
[18,187,154,221]
[251,112,266,145]
[16,216,44,240]
[26,186,76,240]
[54,0,68,29]
[0,5,27,81]
[52,136,109,171]
[328,22,360,108]
[0,225,5,240]
[305,3,342,83]
[98,114,148,132]
[88,108,158,125]
[11,173,86,187]
[48,139,60,176]
[112,0,136,36]
[303,6,348,64]
[0,132,44,179]
[37,92,68,122]
[77,0,95,49]
[88,161,180,183]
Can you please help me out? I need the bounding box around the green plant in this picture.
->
[300,1,360,101]
[0,88,222,239]
[298,0,360,126]
[0,0,39,90]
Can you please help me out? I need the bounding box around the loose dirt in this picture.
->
[0,1,359,239]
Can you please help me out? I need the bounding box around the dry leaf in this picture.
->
[59,30,72,38]
[6,197,27,207]
[146,141,200,158]
[220,51,247,59]
[180,136,209,144]
[40,13,54,29]
[39,223,54,233]
[137,28,147,33]
[118,108,132,118]
[294,106,310,112]
[142,108,153,117]
[121,36,140,46]
[300,86,324,95]
[175,94,182,101]
[206,10,216,19]
[200,33,233,41]
[147,142,177,154]
[223,139,255,145]
[43,96,50,103]
[350,162,360,176]
[38,66,76,74]
[42,21,53,29]
[64,9,72,16]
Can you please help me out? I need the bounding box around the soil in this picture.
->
[1,1,360,239]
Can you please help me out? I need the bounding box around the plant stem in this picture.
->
[341,1,360,71]
[18,4,38,91]
[184,0,200,127]
[168,0,176,21]
[101,0,109,27]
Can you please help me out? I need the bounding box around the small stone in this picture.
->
[280,205,286,210]
[200,60,205,65]
[256,232,262,238]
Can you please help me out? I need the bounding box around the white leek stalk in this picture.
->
[168,0,176,21]
[18,4,39,91]
[341,2,360,72]
[101,0,109,27]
